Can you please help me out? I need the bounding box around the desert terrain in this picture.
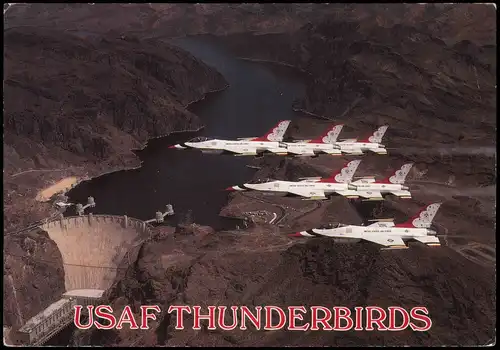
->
[3,3,496,347]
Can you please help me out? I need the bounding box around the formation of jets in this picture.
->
[169,120,444,250]
[226,160,413,201]
[169,120,388,156]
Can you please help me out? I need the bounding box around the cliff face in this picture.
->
[5,4,495,46]
[3,27,227,230]
[218,16,496,185]
[77,228,495,346]
[4,27,226,173]
[3,4,342,38]
[3,229,65,329]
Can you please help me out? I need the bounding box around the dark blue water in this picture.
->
[66,36,306,230]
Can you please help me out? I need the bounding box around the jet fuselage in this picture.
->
[240,180,349,193]
[174,139,287,155]
[283,142,342,156]
[350,181,410,192]
[299,225,438,248]
[335,141,387,155]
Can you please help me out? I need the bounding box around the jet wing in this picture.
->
[223,146,258,155]
[266,148,289,155]
[356,191,384,200]
[368,148,388,155]
[335,190,360,198]
[364,235,408,249]
[287,150,316,156]
[388,190,412,198]
[288,188,327,199]
[340,149,364,155]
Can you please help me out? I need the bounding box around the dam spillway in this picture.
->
[40,215,152,292]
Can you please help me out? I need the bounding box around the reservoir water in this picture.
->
[66,36,306,230]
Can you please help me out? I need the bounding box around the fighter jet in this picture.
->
[333,125,389,155]
[168,120,291,156]
[343,163,414,200]
[54,202,73,209]
[291,202,443,250]
[226,160,362,200]
[282,124,344,156]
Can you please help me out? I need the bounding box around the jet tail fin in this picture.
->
[309,124,344,144]
[358,125,389,143]
[379,163,414,184]
[320,159,362,183]
[252,120,291,142]
[396,203,442,229]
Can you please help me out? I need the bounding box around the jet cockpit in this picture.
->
[317,223,344,229]
[188,136,214,143]
[247,178,273,185]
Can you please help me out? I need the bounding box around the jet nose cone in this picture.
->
[402,185,410,190]
[289,232,305,237]
[226,186,245,191]
[169,144,186,149]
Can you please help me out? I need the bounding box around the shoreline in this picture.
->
[131,83,230,153]
[292,107,330,120]
[236,57,311,76]
[9,84,230,233]
[69,84,230,188]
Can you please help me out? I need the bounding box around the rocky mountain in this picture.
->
[3,4,496,347]
[5,4,495,46]
[4,27,227,230]
[74,222,495,347]
[3,229,65,329]
[218,17,496,185]
[72,10,496,346]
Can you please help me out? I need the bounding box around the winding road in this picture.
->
[238,192,324,226]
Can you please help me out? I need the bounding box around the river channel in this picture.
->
[66,35,306,230]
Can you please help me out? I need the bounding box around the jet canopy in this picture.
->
[247,178,273,184]
[317,223,345,229]
[187,136,214,142]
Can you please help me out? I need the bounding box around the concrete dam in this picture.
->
[7,214,155,346]
[40,214,153,291]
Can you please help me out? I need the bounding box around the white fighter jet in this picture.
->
[225,160,362,200]
[342,163,414,200]
[54,202,73,209]
[168,120,291,156]
[282,124,344,156]
[291,202,443,250]
[333,125,389,155]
